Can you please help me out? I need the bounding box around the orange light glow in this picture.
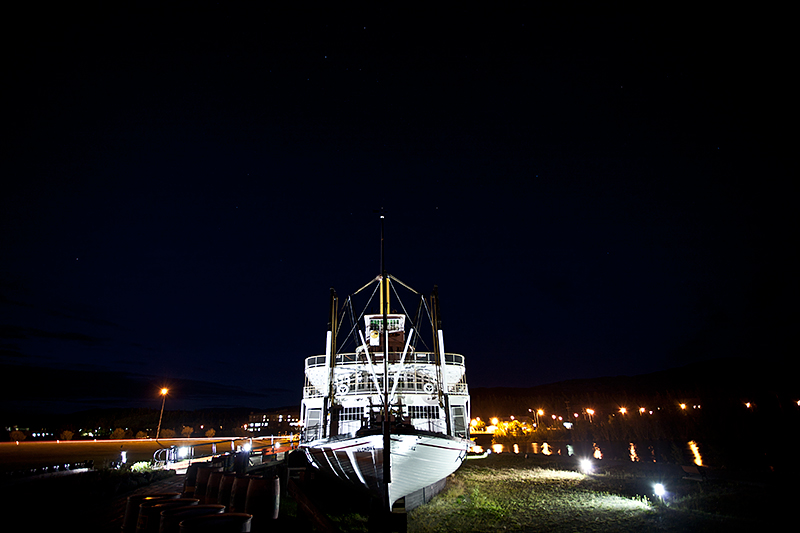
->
[688,440,703,466]
[619,407,627,415]
[593,444,602,459]
[629,443,639,462]
[160,388,169,395]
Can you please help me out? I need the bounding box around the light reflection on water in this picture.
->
[486,440,704,464]
[688,440,703,466]
[629,443,639,462]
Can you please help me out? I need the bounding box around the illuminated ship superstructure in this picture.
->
[298,274,470,510]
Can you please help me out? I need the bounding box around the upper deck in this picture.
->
[303,351,468,399]
[305,352,465,368]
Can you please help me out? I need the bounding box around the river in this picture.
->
[471,433,707,466]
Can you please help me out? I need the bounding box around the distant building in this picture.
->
[248,408,301,436]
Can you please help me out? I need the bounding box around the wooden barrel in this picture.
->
[122,493,181,533]
[183,463,200,497]
[178,513,252,532]
[245,475,280,523]
[136,499,198,533]
[158,504,225,533]
[204,470,224,504]
[228,474,251,513]
[217,473,237,508]
[194,465,222,504]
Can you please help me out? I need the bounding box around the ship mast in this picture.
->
[432,286,452,435]
[324,287,338,438]
[380,212,392,511]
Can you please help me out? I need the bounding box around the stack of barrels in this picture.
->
[121,463,280,533]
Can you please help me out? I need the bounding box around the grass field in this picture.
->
[405,453,786,533]
[276,451,789,532]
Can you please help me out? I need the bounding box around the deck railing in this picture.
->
[305,352,465,368]
[303,375,468,398]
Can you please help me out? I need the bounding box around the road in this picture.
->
[0,436,293,473]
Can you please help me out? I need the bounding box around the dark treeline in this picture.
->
[3,406,298,440]
[472,357,798,470]
[471,357,794,422]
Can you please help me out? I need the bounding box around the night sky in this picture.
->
[2,6,792,417]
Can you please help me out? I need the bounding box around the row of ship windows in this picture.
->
[338,406,441,421]
[369,319,402,330]
[306,353,465,367]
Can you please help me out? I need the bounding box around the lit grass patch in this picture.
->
[409,459,658,533]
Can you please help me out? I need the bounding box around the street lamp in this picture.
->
[156,388,169,439]
[533,409,543,428]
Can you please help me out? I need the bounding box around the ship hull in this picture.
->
[300,431,470,507]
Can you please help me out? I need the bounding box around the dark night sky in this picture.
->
[2,6,793,417]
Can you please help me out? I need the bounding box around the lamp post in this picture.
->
[156,388,168,439]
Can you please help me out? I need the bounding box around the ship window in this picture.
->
[340,407,364,421]
[409,405,440,419]
[451,405,467,438]
[307,408,322,428]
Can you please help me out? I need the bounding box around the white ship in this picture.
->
[299,273,471,511]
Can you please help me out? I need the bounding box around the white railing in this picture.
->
[305,352,465,368]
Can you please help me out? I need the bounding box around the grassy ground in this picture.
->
[406,453,788,533]
[274,452,790,532]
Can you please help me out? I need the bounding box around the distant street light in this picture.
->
[533,409,543,428]
[156,388,169,440]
